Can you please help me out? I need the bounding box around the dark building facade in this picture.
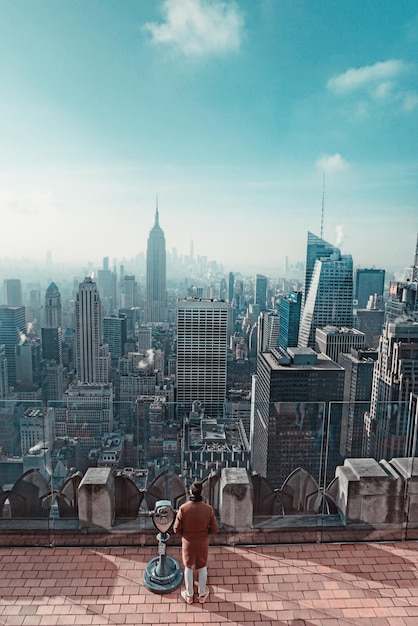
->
[354,269,385,309]
[251,347,345,487]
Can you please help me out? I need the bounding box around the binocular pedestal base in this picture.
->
[143,555,183,594]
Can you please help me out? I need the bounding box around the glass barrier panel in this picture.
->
[1,398,418,544]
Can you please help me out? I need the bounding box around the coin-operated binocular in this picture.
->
[143,500,183,594]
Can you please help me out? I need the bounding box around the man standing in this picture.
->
[174,481,218,604]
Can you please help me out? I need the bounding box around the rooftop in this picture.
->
[1,540,418,625]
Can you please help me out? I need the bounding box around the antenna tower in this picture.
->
[320,171,325,238]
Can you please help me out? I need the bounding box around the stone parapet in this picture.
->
[390,458,418,522]
[78,468,115,530]
[219,467,253,529]
[335,458,404,525]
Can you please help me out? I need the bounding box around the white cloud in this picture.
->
[402,92,418,111]
[327,59,418,113]
[144,0,244,56]
[316,153,348,173]
[0,187,59,216]
[327,59,407,94]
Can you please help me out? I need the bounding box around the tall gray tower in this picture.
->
[145,204,167,323]
[44,282,62,328]
[177,298,228,415]
[3,279,22,306]
[75,277,110,383]
[42,282,63,366]
[0,305,26,384]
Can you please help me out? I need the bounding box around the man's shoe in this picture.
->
[181,590,193,604]
[198,588,210,603]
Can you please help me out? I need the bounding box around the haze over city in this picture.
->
[1,1,417,273]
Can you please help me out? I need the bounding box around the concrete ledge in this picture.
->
[335,458,404,525]
[78,468,115,530]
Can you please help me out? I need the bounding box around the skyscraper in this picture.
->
[3,279,22,306]
[145,205,167,323]
[315,326,365,363]
[354,269,385,309]
[42,282,63,365]
[97,257,116,315]
[257,311,279,352]
[366,320,418,460]
[0,344,8,398]
[176,298,228,415]
[120,275,138,309]
[338,348,377,458]
[254,274,268,311]
[0,306,26,384]
[251,347,345,486]
[75,277,110,383]
[228,272,235,303]
[103,314,127,363]
[44,282,62,328]
[385,236,418,322]
[298,232,353,348]
[279,291,302,349]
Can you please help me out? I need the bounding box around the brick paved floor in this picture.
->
[1,541,418,625]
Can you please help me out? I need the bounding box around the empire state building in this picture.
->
[145,205,167,323]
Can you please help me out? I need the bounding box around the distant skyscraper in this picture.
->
[103,314,127,363]
[385,236,418,322]
[145,205,167,323]
[97,257,116,314]
[176,298,228,415]
[355,307,385,348]
[0,344,8,398]
[75,277,110,383]
[338,348,377,458]
[385,280,418,322]
[303,232,338,302]
[366,320,418,460]
[315,326,365,363]
[16,339,42,386]
[44,282,62,328]
[254,274,268,311]
[0,306,26,384]
[279,291,302,349]
[60,382,114,472]
[411,232,418,282]
[258,311,279,352]
[45,361,64,402]
[120,275,137,309]
[20,407,54,456]
[3,279,22,306]
[354,269,385,309]
[41,327,63,364]
[42,282,63,365]
[137,325,152,352]
[298,232,353,348]
[228,272,235,304]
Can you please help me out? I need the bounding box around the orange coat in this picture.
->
[173,500,218,569]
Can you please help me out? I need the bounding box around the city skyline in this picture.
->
[1,1,417,272]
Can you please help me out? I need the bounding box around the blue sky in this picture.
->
[0,0,417,275]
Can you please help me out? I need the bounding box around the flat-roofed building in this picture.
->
[251,347,345,486]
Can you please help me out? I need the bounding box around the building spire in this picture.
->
[413,232,418,282]
[155,194,159,227]
[320,171,325,239]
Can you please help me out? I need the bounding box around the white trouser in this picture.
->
[184,566,207,596]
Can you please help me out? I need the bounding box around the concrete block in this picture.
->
[219,467,252,529]
[336,458,404,525]
[78,468,115,530]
